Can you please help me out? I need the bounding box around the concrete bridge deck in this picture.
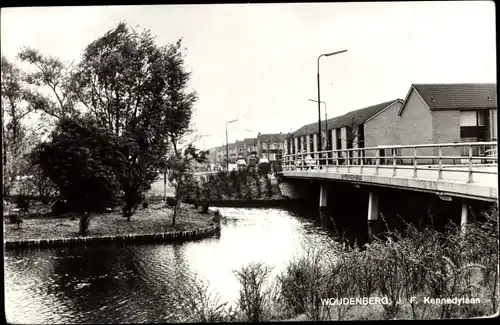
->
[281,142,498,202]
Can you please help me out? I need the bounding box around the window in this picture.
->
[460,111,477,126]
[477,111,485,126]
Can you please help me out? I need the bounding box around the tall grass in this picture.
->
[171,207,498,321]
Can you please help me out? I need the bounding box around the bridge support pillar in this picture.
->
[319,185,328,208]
[367,191,380,240]
[460,200,468,235]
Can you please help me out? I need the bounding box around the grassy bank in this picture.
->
[170,206,499,322]
[4,202,216,242]
[193,171,285,202]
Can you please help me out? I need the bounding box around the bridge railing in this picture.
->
[282,142,497,183]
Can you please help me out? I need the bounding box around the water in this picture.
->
[5,206,347,324]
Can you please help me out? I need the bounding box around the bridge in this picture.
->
[280,141,497,232]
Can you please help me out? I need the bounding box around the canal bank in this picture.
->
[4,202,221,250]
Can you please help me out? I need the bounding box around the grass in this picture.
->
[4,202,215,242]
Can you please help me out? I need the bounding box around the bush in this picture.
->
[234,262,275,322]
[172,275,239,322]
[254,172,262,198]
[266,176,273,198]
[15,195,30,212]
[166,196,177,206]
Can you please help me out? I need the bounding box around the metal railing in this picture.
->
[282,142,497,184]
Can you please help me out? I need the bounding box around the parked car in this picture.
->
[485,148,497,163]
[237,159,247,171]
[294,155,317,170]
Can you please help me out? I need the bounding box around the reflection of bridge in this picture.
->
[280,142,497,232]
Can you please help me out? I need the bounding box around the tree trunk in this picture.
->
[163,171,167,203]
[201,203,209,214]
[79,211,92,235]
[172,202,178,226]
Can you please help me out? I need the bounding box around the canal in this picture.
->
[5,204,366,324]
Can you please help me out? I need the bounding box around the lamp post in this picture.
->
[309,99,328,149]
[316,50,347,156]
[226,119,238,168]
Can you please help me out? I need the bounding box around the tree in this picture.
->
[17,164,58,202]
[31,117,121,234]
[154,39,198,199]
[167,144,208,225]
[344,114,361,148]
[1,55,37,196]
[342,114,362,164]
[68,22,173,220]
[18,47,78,121]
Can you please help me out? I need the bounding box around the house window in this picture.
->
[477,111,485,126]
[460,111,477,127]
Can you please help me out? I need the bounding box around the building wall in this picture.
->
[364,101,403,159]
[396,89,434,163]
[431,110,461,159]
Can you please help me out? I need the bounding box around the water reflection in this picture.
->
[5,206,348,324]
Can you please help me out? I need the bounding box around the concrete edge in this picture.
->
[4,222,221,250]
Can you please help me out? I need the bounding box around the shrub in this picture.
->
[254,172,262,198]
[15,195,30,212]
[166,196,177,206]
[276,246,338,321]
[234,262,274,322]
[173,275,239,322]
[266,176,273,198]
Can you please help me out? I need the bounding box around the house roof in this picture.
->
[292,99,401,137]
[243,138,256,146]
[258,133,288,143]
[235,140,245,147]
[400,83,497,114]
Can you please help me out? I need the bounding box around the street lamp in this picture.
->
[308,99,328,149]
[316,49,347,156]
[226,119,238,168]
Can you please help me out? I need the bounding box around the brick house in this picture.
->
[285,99,402,162]
[243,137,257,156]
[256,133,288,161]
[234,140,245,159]
[395,83,497,161]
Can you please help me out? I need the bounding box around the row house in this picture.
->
[257,133,288,161]
[391,83,497,161]
[283,83,497,165]
[284,99,403,162]
[244,138,258,156]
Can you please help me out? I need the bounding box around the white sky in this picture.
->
[1,2,496,150]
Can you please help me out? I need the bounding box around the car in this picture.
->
[237,159,247,171]
[485,148,497,163]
